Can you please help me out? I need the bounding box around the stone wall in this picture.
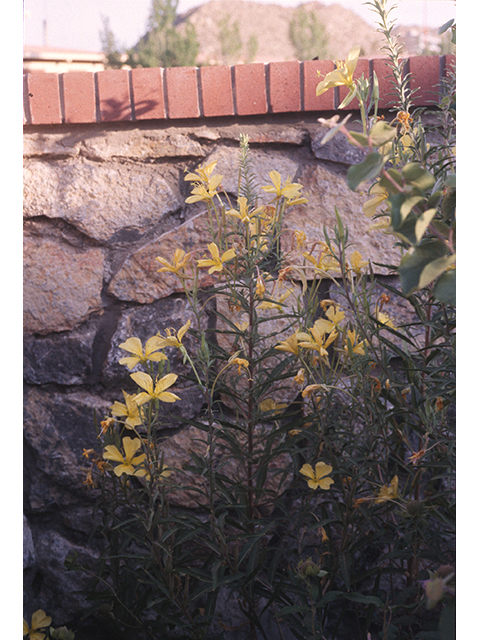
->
[23,55,454,634]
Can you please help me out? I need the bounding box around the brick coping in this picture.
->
[23,56,455,126]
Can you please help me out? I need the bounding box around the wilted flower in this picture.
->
[156,320,191,349]
[374,475,399,503]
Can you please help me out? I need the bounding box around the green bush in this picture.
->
[70,3,455,639]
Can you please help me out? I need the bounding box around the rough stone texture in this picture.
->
[311,127,368,166]
[24,317,99,385]
[23,157,183,242]
[23,233,104,334]
[282,163,401,276]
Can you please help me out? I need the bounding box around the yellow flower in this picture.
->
[259,398,288,414]
[255,275,266,298]
[344,330,366,356]
[103,436,147,477]
[131,372,180,405]
[197,242,236,274]
[363,184,389,218]
[23,610,52,640]
[297,320,338,358]
[261,170,307,204]
[294,229,307,248]
[156,248,191,277]
[348,250,369,276]
[257,288,292,310]
[302,244,340,273]
[300,462,334,491]
[316,45,361,98]
[376,311,395,329]
[374,475,399,504]
[156,320,191,349]
[110,391,143,429]
[185,160,221,185]
[324,304,345,329]
[226,196,265,224]
[275,332,300,356]
[118,336,167,370]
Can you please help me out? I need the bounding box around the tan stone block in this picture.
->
[282,164,400,277]
[108,211,216,303]
[23,158,183,242]
[23,235,104,334]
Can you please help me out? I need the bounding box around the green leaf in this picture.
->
[379,168,403,195]
[398,241,455,294]
[347,152,384,191]
[415,208,437,243]
[438,18,455,35]
[389,193,424,228]
[402,163,435,192]
[369,120,397,147]
[433,269,456,305]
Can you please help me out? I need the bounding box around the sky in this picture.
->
[23,0,456,52]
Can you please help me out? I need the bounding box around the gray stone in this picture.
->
[23,387,111,511]
[311,127,368,165]
[23,515,35,570]
[23,317,99,384]
[23,234,104,335]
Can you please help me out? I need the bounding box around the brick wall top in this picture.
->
[23,55,455,126]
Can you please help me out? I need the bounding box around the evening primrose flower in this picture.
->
[110,391,143,429]
[197,242,236,274]
[259,398,288,414]
[348,250,369,276]
[324,304,345,329]
[257,288,292,311]
[316,45,361,100]
[184,160,221,185]
[23,610,52,640]
[118,336,167,370]
[297,320,338,358]
[226,196,265,224]
[344,329,366,356]
[103,436,147,477]
[374,475,399,504]
[131,372,180,405]
[275,332,301,356]
[363,183,389,219]
[157,320,191,349]
[300,462,334,490]
[156,248,191,277]
[261,170,307,204]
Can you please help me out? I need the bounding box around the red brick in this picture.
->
[26,73,62,125]
[303,59,335,111]
[338,58,370,110]
[409,56,441,106]
[97,69,132,122]
[165,67,200,119]
[200,65,234,117]
[371,58,408,110]
[62,72,96,123]
[234,63,268,115]
[269,61,301,113]
[23,75,30,125]
[131,67,166,120]
[444,54,456,78]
